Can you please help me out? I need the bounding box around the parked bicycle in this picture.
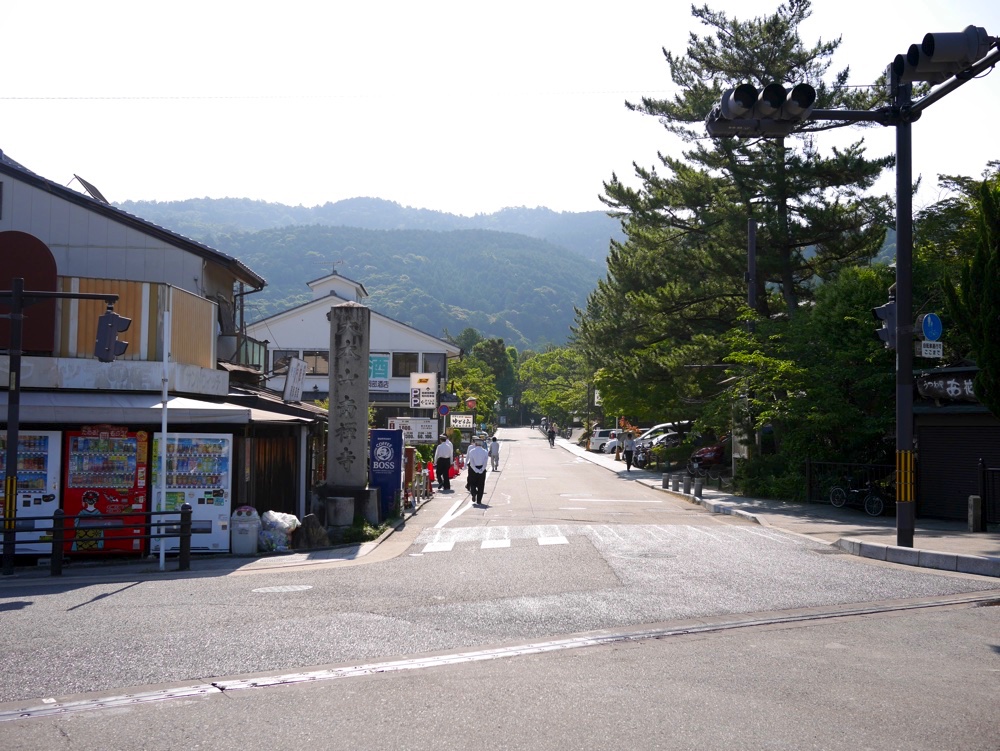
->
[829,476,890,516]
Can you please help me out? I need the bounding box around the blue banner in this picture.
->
[369,429,403,520]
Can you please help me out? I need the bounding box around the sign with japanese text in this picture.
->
[916,373,977,402]
[369,353,390,391]
[409,372,438,408]
[386,418,438,443]
[449,413,474,429]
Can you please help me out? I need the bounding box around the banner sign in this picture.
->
[409,372,438,408]
[282,357,308,402]
[449,413,474,429]
[369,353,390,391]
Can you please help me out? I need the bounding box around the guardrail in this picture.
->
[2,505,193,576]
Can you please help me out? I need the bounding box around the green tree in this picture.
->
[448,357,500,427]
[518,347,590,428]
[447,327,485,354]
[575,0,893,437]
[942,177,1000,417]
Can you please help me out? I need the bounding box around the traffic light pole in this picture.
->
[894,76,916,547]
[1,280,119,575]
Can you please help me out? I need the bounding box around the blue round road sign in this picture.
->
[921,313,943,342]
[438,404,450,416]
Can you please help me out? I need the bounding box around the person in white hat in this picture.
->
[434,434,453,492]
[466,437,490,505]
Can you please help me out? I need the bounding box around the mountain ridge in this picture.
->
[116,197,618,349]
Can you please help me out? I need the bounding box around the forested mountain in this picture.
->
[209,224,601,350]
[115,197,620,348]
[118,197,624,264]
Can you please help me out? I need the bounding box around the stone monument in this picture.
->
[319,301,377,527]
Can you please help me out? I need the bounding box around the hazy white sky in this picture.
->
[3,1,998,217]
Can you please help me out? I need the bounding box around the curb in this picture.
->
[835,537,1000,578]
[648,482,1000,579]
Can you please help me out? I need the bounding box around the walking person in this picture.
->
[434,435,453,492]
[547,424,556,448]
[488,436,500,471]
[466,437,490,505]
[622,432,636,471]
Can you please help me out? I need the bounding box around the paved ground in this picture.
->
[3,429,998,584]
[561,434,1000,577]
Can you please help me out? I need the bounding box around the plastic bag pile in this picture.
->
[258,510,301,552]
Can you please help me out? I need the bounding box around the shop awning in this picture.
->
[0,392,315,426]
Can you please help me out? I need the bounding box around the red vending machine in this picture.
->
[63,426,149,555]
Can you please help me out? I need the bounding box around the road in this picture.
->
[2,427,998,750]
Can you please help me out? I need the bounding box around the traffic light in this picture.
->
[706,82,816,138]
[872,300,896,350]
[892,25,995,84]
[94,309,131,362]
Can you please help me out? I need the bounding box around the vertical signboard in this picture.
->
[369,353,390,391]
[410,373,438,408]
[369,429,403,521]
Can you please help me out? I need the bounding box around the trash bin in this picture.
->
[231,505,260,555]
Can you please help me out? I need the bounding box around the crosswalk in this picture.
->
[411,523,807,556]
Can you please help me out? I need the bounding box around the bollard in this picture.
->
[662,473,670,489]
[50,509,65,576]
[178,503,192,571]
[693,477,703,498]
[682,475,692,495]
[671,474,680,492]
[968,495,984,533]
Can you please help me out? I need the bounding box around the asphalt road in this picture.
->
[2,427,998,749]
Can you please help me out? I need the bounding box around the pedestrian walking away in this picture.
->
[434,434,453,491]
[466,437,489,505]
[547,424,556,448]
[622,431,636,471]
[488,436,500,471]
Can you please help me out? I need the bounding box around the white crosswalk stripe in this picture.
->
[414,524,810,555]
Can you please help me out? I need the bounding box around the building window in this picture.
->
[272,349,298,375]
[422,353,446,381]
[302,350,329,375]
[392,352,419,378]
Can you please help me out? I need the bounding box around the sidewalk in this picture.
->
[560,436,1000,578]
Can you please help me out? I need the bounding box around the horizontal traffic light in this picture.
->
[706,82,816,138]
[892,25,995,84]
[94,310,131,362]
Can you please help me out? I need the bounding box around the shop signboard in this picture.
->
[450,413,474,429]
[369,353,390,391]
[386,418,437,443]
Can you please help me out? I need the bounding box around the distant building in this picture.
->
[245,270,461,427]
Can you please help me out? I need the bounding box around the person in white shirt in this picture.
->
[488,436,500,471]
[466,438,490,505]
[434,435,454,492]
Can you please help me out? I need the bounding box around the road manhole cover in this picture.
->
[252,585,314,593]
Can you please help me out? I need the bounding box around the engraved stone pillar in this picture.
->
[326,302,371,490]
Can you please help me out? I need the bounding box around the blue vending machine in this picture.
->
[369,429,403,521]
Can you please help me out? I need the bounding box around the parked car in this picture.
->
[603,437,619,454]
[637,422,691,447]
[590,429,617,452]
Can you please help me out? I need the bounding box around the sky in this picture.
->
[3,1,999,217]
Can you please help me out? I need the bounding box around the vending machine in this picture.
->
[63,426,149,555]
[0,430,62,555]
[150,433,232,553]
